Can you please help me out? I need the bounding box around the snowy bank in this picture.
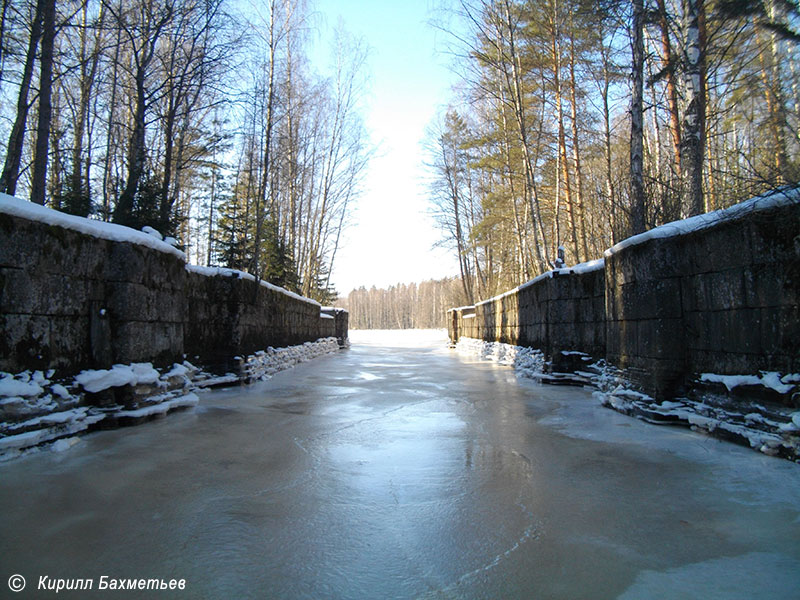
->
[0,338,342,461]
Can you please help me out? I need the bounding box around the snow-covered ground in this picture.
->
[456,336,800,462]
[238,338,340,381]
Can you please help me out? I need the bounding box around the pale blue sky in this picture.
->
[312,0,461,294]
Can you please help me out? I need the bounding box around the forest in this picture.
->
[0,0,370,303]
[340,278,465,329]
[427,0,799,308]
[1,0,798,313]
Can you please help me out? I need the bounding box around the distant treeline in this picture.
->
[337,279,466,330]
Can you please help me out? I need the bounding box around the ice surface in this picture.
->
[0,337,338,460]
[2,328,798,599]
[617,553,800,599]
[457,337,800,461]
[111,393,199,419]
[50,437,81,452]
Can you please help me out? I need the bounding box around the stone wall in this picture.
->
[1,211,186,373]
[0,202,345,377]
[321,307,350,347]
[185,269,327,372]
[449,188,800,401]
[448,262,605,361]
[605,193,800,398]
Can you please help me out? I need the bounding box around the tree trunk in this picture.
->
[0,0,44,196]
[0,0,10,83]
[112,1,173,225]
[629,0,647,233]
[500,0,548,272]
[252,0,278,283]
[756,3,789,184]
[599,37,617,245]
[500,94,529,281]
[102,26,122,221]
[656,0,682,178]
[114,69,147,224]
[551,8,575,261]
[159,87,177,229]
[69,0,103,216]
[30,0,56,206]
[681,0,706,216]
[568,26,588,261]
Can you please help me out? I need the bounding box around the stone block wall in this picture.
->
[448,306,476,342]
[605,237,687,397]
[1,206,345,378]
[450,189,799,401]
[1,212,186,373]
[448,264,606,361]
[184,270,330,373]
[321,307,349,347]
[606,195,800,397]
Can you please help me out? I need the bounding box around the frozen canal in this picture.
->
[1,330,799,599]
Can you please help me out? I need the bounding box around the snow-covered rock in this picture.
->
[75,363,162,394]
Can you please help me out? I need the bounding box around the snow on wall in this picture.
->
[604,186,800,257]
[0,193,186,259]
[186,264,320,307]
